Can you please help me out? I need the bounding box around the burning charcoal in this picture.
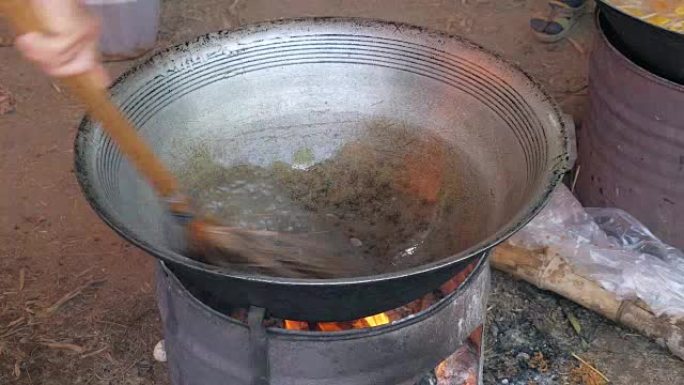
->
[316,320,357,332]
[432,289,446,302]
[435,343,479,385]
[0,85,16,115]
[385,309,406,322]
[440,261,478,295]
[283,320,310,331]
[229,307,248,323]
[406,297,426,314]
[263,317,283,328]
[419,292,439,311]
[386,294,436,320]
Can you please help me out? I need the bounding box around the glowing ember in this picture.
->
[278,261,483,384]
[434,342,479,385]
[439,262,477,294]
[283,320,309,330]
[317,322,347,332]
[281,260,479,332]
[434,327,482,384]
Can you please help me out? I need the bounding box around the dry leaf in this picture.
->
[567,311,582,335]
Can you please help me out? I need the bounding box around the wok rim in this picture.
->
[74,16,569,286]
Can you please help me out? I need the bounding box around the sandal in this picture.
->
[530,0,588,43]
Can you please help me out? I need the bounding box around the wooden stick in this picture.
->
[492,243,684,360]
[571,353,610,383]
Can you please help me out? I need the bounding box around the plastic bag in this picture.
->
[509,185,684,317]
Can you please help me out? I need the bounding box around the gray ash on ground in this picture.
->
[484,271,608,385]
[415,371,439,385]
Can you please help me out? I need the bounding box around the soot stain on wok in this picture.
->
[174,121,490,277]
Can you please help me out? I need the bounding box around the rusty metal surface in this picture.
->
[576,17,684,249]
[156,259,490,385]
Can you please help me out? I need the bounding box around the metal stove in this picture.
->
[156,257,489,385]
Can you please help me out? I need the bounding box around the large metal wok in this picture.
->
[75,18,569,321]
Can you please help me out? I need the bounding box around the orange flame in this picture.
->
[317,322,348,332]
[363,313,390,327]
[283,261,479,332]
[284,312,391,331]
[283,320,309,330]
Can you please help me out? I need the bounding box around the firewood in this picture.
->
[492,243,684,360]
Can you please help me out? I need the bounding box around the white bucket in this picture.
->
[85,0,160,60]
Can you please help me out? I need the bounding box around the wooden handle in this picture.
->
[1,0,182,200]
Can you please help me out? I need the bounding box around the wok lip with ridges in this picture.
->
[74,17,569,286]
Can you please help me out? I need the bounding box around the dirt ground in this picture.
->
[0,0,681,384]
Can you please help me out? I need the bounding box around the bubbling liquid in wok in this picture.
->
[175,122,494,278]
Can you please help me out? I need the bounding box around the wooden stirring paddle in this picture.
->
[0,0,366,278]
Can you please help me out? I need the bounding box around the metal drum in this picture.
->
[577,15,684,249]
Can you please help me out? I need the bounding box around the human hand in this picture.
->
[14,0,109,87]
